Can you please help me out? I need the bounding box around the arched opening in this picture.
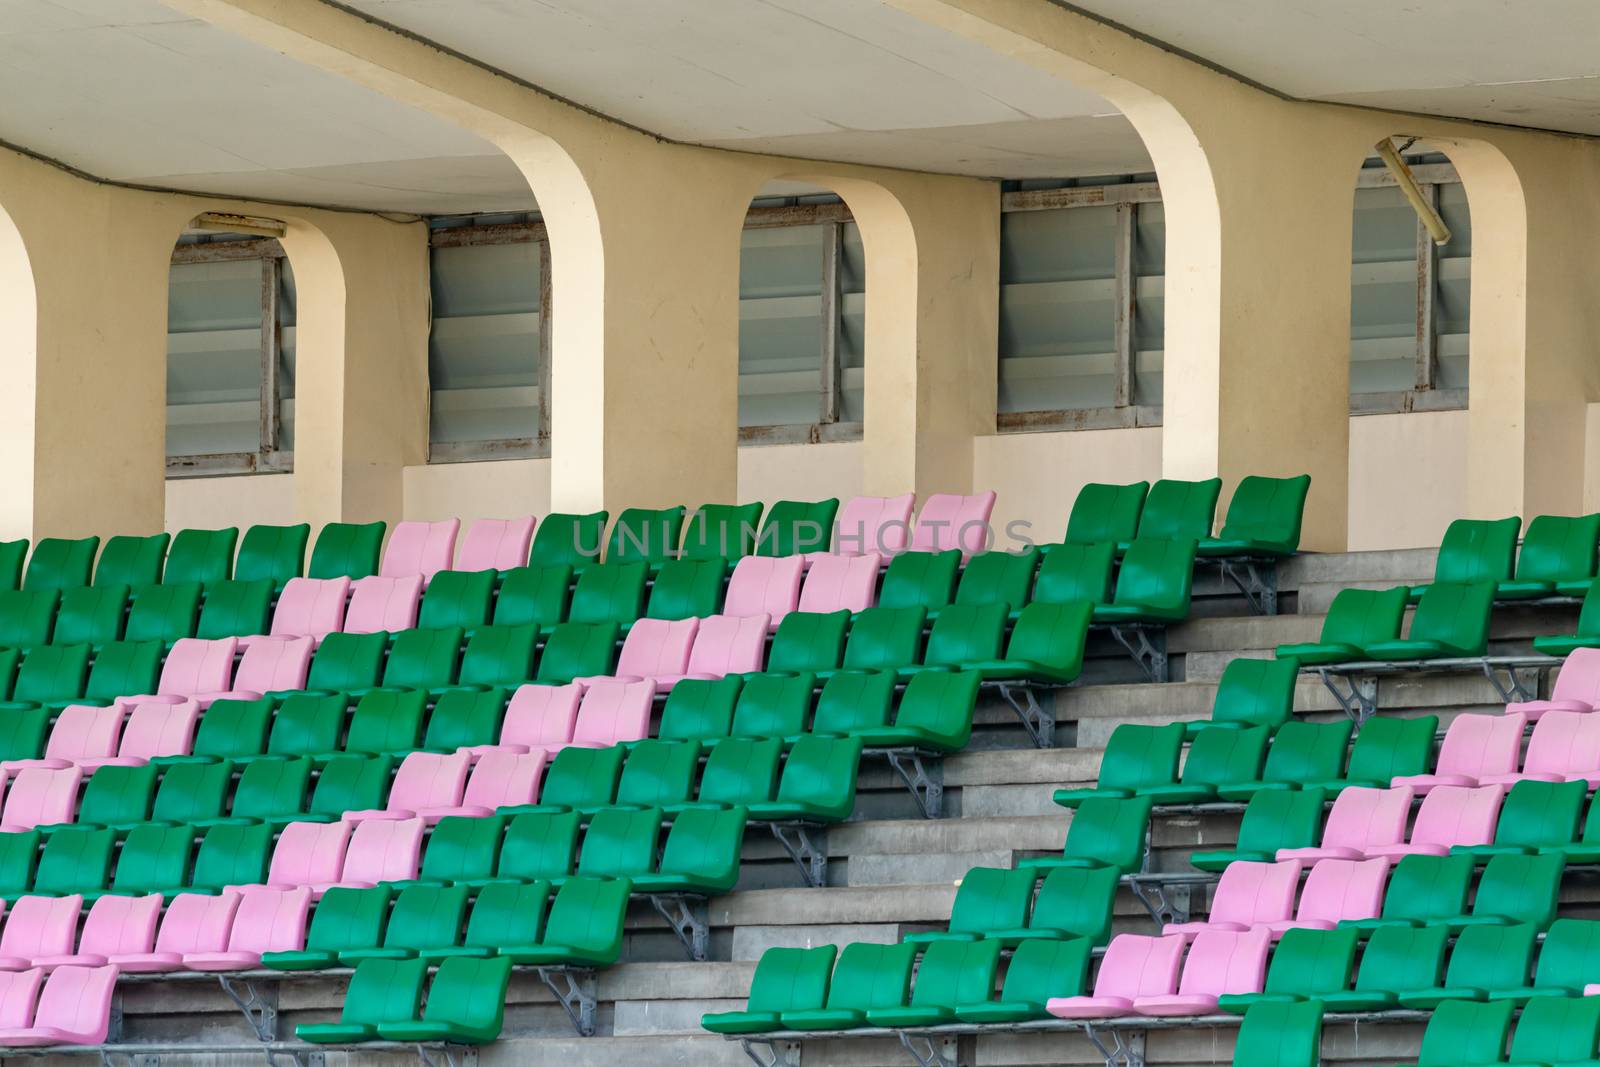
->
[0,198,38,539]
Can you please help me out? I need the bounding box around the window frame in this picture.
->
[165,237,294,478]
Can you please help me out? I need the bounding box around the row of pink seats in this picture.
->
[1277,785,1508,863]
[1048,929,1267,1018]
[0,964,118,1045]
[485,680,655,756]
[1163,858,1390,939]
[1398,710,1600,791]
[1509,647,1600,721]
[256,819,422,896]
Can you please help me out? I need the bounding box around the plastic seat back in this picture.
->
[1343,714,1437,787]
[909,492,996,559]
[656,805,747,893]
[0,589,60,649]
[538,745,625,811]
[156,637,238,698]
[1407,580,1497,655]
[1173,928,1271,1000]
[529,512,607,573]
[955,548,1038,611]
[1004,601,1094,679]
[289,886,392,963]
[1201,860,1302,929]
[24,537,99,593]
[1060,795,1151,874]
[379,884,468,954]
[906,940,1003,1013]
[1433,711,1526,781]
[1515,514,1600,584]
[196,579,273,641]
[81,641,160,705]
[340,818,426,887]
[388,752,471,815]
[422,688,508,753]
[1092,723,1185,794]
[0,706,49,766]
[1231,1000,1323,1067]
[307,521,385,581]
[76,763,157,828]
[1109,538,1198,619]
[1211,658,1299,732]
[500,811,580,882]
[264,695,346,760]
[648,558,727,621]
[221,886,313,958]
[724,556,804,628]
[1065,482,1148,545]
[31,828,110,898]
[1293,858,1389,926]
[130,583,203,646]
[305,631,387,692]
[756,499,839,558]
[1486,779,1585,852]
[494,565,571,628]
[309,956,424,1035]
[834,495,914,557]
[1533,918,1600,992]
[534,622,618,685]
[1548,646,1600,706]
[1470,852,1564,927]
[820,942,917,1014]
[24,964,118,1042]
[1509,995,1600,1064]
[659,675,742,743]
[1032,542,1116,607]
[230,637,313,696]
[680,503,763,563]
[1030,865,1119,945]
[614,619,697,681]
[267,821,353,888]
[698,738,782,807]
[458,625,537,689]
[235,524,310,588]
[1316,587,1409,648]
[0,541,24,595]
[13,644,90,706]
[1256,927,1357,1001]
[538,875,632,964]
[344,575,423,635]
[1175,725,1268,793]
[345,691,426,758]
[1085,934,1184,999]
[570,680,656,748]
[568,562,647,627]
[841,606,924,671]
[152,891,241,956]
[111,823,196,895]
[42,705,124,766]
[419,816,505,885]
[461,751,546,811]
[772,735,862,822]
[944,867,1035,938]
[1373,853,1473,926]
[875,669,982,754]
[683,615,767,678]
[382,626,463,692]
[576,806,660,880]
[606,506,685,569]
[1316,786,1413,854]
[415,956,513,1041]
[767,611,848,674]
[500,683,583,750]
[1135,479,1221,542]
[2,766,83,831]
[117,700,202,763]
[1215,475,1313,554]
[418,569,497,631]
[615,740,701,809]
[0,894,82,960]
[1259,720,1353,787]
[1415,999,1514,1067]
[76,893,162,959]
[191,822,273,891]
[165,528,238,587]
[380,520,459,583]
[1432,517,1521,585]
[878,550,960,612]
[798,554,880,614]
[270,577,351,642]
[737,945,836,1018]
[95,534,168,589]
[456,517,536,573]
[228,756,313,826]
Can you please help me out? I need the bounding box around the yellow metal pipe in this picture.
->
[1374,138,1451,246]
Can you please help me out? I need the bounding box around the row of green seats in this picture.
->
[905,864,1117,946]
[1389,996,1600,1067]
[0,579,274,651]
[1410,513,1600,602]
[299,955,513,1045]
[1276,582,1496,666]
[1535,576,1600,655]
[1066,474,1311,558]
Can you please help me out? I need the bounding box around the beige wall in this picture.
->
[974,428,1163,545]
[1348,411,1471,551]
[166,474,296,533]
[403,459,554,525]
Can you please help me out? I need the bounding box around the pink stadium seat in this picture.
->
[343,575,423,634]
[1277,786,1413,863]
[568,680,656,748]
[797,553,880,614]
[1133,928,1271,1016]
[259,821,353,893]
[724,556,804,631]
[0,964,119,1046]
[345,751,470,824]
[1478,709,1600,787]
[457,517,536,572]
[329,818,425,893]
[679,614,768,680]
[0,896,82,971]
[34,894,161,970]
[93,700,201,768]
[610,618,697,690]
[183,887,312,971]
[1164,860,1302,938]
[1264,858,1390,936]
[0,767,83,832]
[256,576,350,646]
[19,705,125,771]
[380,519,460,585]
[832,494,913,557]
[1508,647,1600,720]
[1392,712,1526,792]
[0,967,43,1029]
[492,683,583,756]
[908,491,997,559]
[205,636,314,703]
[1046,934,1185,1019]
[1367,784,1506,859]
[112,891,240,973]
[442,750,548,817]
[114,638,239,710]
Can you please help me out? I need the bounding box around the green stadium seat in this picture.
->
[647,557,726,620]
[1125,477,1221,549]
[702,945,835,1034]
[226,756,313,827]
[1031,541,1116,609]
[1341,853,1473,935]
[1018,795,1150,875]
[29,826,113,900]
[1544,790,1600,864]
[729,673,813,743]
[195,579,272,641]
[1308,713,1436,791]
[342,884,469,964]
[530,511,607,573]
[417,569,496,631]
[166,696,272,765]
[1500,994,1600,1063]
[13,642,90,707]
[952,548,1038,614]
[1188,656,1300,738]
[809,670,895,737]
[658,675,741,744]
[0,540,27,592]
[496,810,580,885]
[1138,725,1269,805]
[833,607,923,676]
[425,881,548,962]
[1408,516,1521,602]
[1452,778,1584,861]
[383,626,463,694]
[1229,1000,1323,1067]
[954,937,1091,1023]
[412,814,505,889]
[1534,577,1600,656]
[1319,923,1448,1011]
[1396,922,1537,1009]
[1066,481,1148,546]
[852,669,981,753]
[630,805,748,896]
[682,502,763,564]
[921,603,1007,672]
[0,589,59,649]
[779,942,916,1030]
[532,745,625,815]
[343,692,425,759]
[767,611,849,675]
[0,829,40,901]
[124,581,200,644]
[903,866,1035,944]
[1197,474,1312,558]
[456,626,536,689]
[1190,788,1328,871]
[0,646,28,703]
[1488,918,1600,1001]
[150,759,234,827]
[607,505,685,570]
[420,688,507,753]
[867,939,1002,1028]
[996,865,1118,946]
[615,740,702,811]
[164,527,238,587]
[1092,537,1198,624]
[24,537,98,593]
[76,763,157,831]
[574,805,660,880]
[499,874,632,966]
[1497,513,1600,599]
[264,695,347,762]
[568,561,647,627]
[535,622,619,684]
[308,520,385,580]
[756,499,839,558]
[493,565,572,629]
[1363,580,1496,661]
[1053,722,1185,807]
[306,631,388,693]
[1384,998,1513,1067]
[1274,586,1409,665]
[266,885,393,970]
[693,738,782,809]
[876,551,959,614]
[94,533,168,588]
[1449,852,1563,930]
[307,756,395,822]
[107,822,195,898]
[1217,926,1356,1014]
[296,955,425,1041]
[746,735,861,823]
[189,821,272,891]
[235,523,309,590]
[0,705,49,765]
[965,601,1093,689]
[1216,720,1352,802]
[55,584,128,648]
